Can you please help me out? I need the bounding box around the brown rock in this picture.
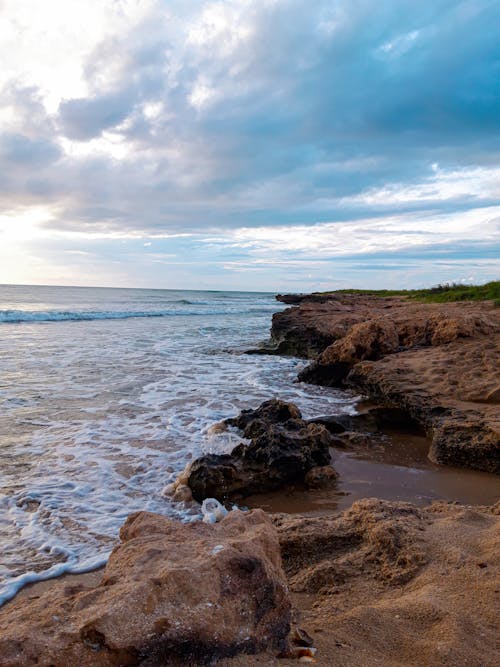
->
[0,510,291,666]
[430,315,494,345]
[304,466,339,489]
[298,317,400,386]
[347,340,500,473]
[273,498,428,593]
[320,317,400,365]
[276,294,499,473]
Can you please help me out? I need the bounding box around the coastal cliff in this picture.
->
[271,294,499,473]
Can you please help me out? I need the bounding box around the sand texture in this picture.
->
[221,499,500,666]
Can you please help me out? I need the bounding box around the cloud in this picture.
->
[0,0,498,288]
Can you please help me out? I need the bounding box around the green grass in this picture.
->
[316,281,500,306]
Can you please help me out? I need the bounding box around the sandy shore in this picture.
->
[221,500,500,667]
[1,293,498,666]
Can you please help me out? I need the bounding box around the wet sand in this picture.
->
[244,427,500,516]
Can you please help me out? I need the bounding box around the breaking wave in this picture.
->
[0,307,276,323]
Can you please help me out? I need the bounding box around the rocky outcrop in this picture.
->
[298,317,400,385]
[270,295,402,358]
[275,295,499,473]
[221,499,500,667]
[187,400,336,502]
[347,337,500,473]
[298,309,495,387]
[0,510,291,667]
[269,298,376,357]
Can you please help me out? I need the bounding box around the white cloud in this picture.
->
[210,206,500,258]
[0,0,156,112]
[377,29,421,58]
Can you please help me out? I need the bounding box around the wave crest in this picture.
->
[0,307,274,323]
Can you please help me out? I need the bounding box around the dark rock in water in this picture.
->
[310,407,421,435]
[298,359,352,387]
[306,415,347,434]
[304,465,339,489]
[0,510,291,667]
[188,400,334,502]
[225,398,302,434]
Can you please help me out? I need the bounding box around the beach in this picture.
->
[0,288,499,665]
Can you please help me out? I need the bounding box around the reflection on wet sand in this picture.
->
[244,427,500,516]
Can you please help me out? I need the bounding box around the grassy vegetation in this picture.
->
[318,281,500,306]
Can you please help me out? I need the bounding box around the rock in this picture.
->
[225,399,302,435]
[172,483,194,503]
[275,293,309,305]
[262,499,500,667]
[347,343,500,474]
[430,418,500,473]
[430,315,494,345]
[305,415,347,434]
[304,466,338,489]
[163,465,197,506]
[312,407,420,434]
[187,401,334,502]
[270,296,396,359]
[272,498,428,593]
[277,293,500,473]
[270,302,355,357]
[0,510,291,667]
[321,318,400,364]
[298,359,351,387]
[298,318,399,386]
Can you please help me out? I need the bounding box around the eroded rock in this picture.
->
[0,510,291,667]
[187,400,334,502]
[273,498,428,593]
[277,294,499,473]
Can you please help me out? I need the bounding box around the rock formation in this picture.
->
[270,295,499,473]
[0,510,291,667]
[220,499,500,667]
[187,400,336,502]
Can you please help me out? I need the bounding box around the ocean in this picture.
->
[0,284,356,605]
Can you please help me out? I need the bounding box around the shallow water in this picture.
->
[245,428,500,515]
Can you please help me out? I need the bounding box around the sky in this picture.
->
[0,0,499,292]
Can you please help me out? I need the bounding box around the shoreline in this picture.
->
[0,292,498,665]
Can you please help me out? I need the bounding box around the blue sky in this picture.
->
[0,0,499,291]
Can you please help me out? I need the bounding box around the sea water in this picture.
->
[0,285,356,605]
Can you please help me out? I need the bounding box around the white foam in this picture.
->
[0,552,109,607]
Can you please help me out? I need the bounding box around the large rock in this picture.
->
[298,317,399,386]
[0,510,291,667]
[280,294,499,473]
[187,400,335,502]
